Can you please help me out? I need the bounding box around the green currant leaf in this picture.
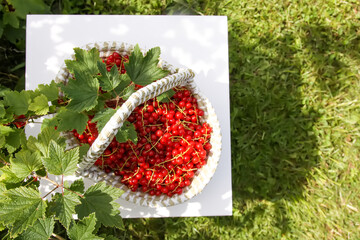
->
[157,89,176,103]
[38,126,64,148]
[3,90,31,115]
[75,182,123,229]
[68,213,102,240]
[124,44,169,86]
[24,135,36,150]
[0,125,15,137]
[17,217,55,240]
[41,117,59,131]
[0,182,6,191]
[50,191,81,229]
[36,80,59,101]
[91,107,118,132]
[33,141,48,157]
[121,84,135,100]
[0,86,11,97]
[0,187,47,238]
[0,110,15,125]
[0,101,6,118]
[69,179,85,193]
[115,121,137,144]
[2,24,24,47]
[5,128,26,153]
[91,99,106,113]
[29,94,49,115]
[10,150,42,179]
[35,168,46,177]
[26,89,42,101]
[113,74,131,97]
[0,166,23,183]
[8,0,50,19]
[79,144,90,163]
[49,105,57,112]
[55,108,88,134]
[42,140,79,176]
[65,47,101,76]
[27,127,65,158]
[61,70,99,112]
[0,135,5,149]
[3,12,19,29]
[97,61,121,91]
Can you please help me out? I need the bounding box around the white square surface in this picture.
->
[26,15,231,218]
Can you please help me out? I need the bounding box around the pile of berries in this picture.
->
[71,52,213,197]
[104,51,129,73]
[13,115,27,128]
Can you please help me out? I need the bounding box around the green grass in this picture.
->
[117,1,360,239]
[2,0,360,239]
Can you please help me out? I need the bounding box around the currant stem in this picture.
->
[42,185,59,199]
[62,186,84,198]
[61,175,64,196]
[52,233,66,240]
[129,142,139,159]
[143,135,160,153]
[23,176,36,187]
[0,158,10,166]
[1,231,10,240]
[12,112,58,123]
[39,175,60,186]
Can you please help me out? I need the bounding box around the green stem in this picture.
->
[61,175,64,196]
[38,175,84,198]
[1,231,10,240]
[38,175,59,186]
[62,186,84,198]
[23,176,36,187]
[52,233,66,240]
[13,112,58,122]
[0,158,9,166]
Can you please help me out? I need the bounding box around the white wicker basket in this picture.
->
[55,41,222,207]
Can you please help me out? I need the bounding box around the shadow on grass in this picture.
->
[231,22,360,201]
[114,21,360,240]
[300,23,360,96]
[230,31,320,202]
[222,22,360,236]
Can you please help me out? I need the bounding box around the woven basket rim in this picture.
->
[55,41,222,207]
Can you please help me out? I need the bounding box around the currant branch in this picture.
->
[22,176,37,188]
[42,185,59,199]
[39,175,59,186]
[52,233,66,240]
[62,186,84,198]
[10,112,58,122]
[0,158,10,166]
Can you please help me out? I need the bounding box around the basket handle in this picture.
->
[77,68,195,172]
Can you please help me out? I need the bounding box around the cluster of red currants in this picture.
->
[13,115,27,128]
[71,52,213,197]
[104,52,129,73]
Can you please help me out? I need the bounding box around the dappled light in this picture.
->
[26,15,231,219]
